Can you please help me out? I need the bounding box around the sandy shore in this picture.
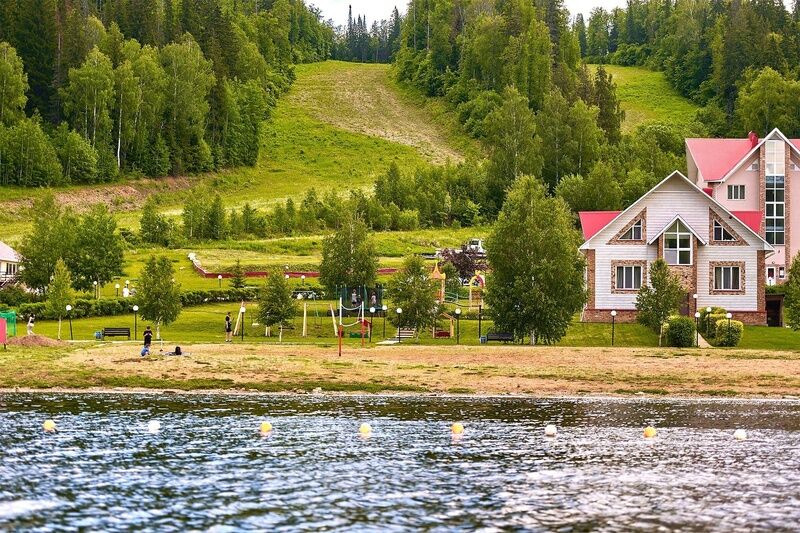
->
[2,343,800,398]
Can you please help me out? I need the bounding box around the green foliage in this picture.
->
[257,269,296,328]
[139,196,173,246]
[229,259,247,289]
[70,205,124,292]
[486,176,586,344]
[61,47,114,149]
[555,161,622,213]
[18,194,75,292]
[388,255,439,333]
[0,118,63,186]
[784,254,800,331]
[736,67,800,137]
[666,316,695,348]
[319,215,378,294]
[636,259,684,340]
[484,87,542,211]
[715,319,744,347]
[0,41,28,126]
[45,259,73,339]
[699,306,727,337]
[50,123,99,183]
[136,255,182,330]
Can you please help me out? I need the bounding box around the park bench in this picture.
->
[434,330,451,338]
[486,332,514,343]
[102,327,131,340]
[396,328,416,341]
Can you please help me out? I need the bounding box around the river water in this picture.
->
[1,393,799,531]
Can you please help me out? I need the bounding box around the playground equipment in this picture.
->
[0,311,16,337]
[333,298,371,346]
[468,272,486,309]
[432,313,455,339]
[430,262,446,304]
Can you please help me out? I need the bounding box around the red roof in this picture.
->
[731,211,762,234]
[688,137,800,182]
[579,211,620,240]
[686,138,754,182]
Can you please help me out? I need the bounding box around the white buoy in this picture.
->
[544,424,557,437]
[733,429,747,441]
[147,420,161,434]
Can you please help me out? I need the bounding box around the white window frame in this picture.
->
[619,220,643,241]
[727,184,745,200]
[766,175,785,245]
[714,266,741,291]
[664,221,692,265]
[779,267,786,279]
[712,220,735,242]
[615,265,642,290]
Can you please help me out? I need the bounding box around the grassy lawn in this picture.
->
[738,326,800,351]
[591,64,700,132]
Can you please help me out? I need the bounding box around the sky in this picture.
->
[312,1,634,27]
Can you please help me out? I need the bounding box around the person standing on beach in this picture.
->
[143,326,153,353]
[27,314,35,336]
[225,312,233,342]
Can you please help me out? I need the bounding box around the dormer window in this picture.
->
[620,220,642,241]
[713,220,735,242]
[664,220,692,265]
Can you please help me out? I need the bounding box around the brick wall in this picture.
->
[582,309,639,323]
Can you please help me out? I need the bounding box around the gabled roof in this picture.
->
[646,215,707,246]
[580,171,773,253]
[686,128,800,183]
[578,211,620,240]
[0,242,20,263]
[730,211,762,234]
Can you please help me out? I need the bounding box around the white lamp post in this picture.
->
[610,310,617,346]
[396,307,403,343]
[454,307,462,344]
[132,305,139,338]
[66,305,73,340]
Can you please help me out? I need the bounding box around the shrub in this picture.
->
[0,285,36,307]
[699,306,726,334]
[705,313,728,338]
[715,319,743,347]
[666,316,696,347]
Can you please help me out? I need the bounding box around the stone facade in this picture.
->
[610,260,648,294]
[708,208,746,246]
[609,208,647,244]
[584,249,595,310]
[708,261,746,296]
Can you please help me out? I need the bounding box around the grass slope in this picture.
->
[592,64,700,132]
[0,61,470,241]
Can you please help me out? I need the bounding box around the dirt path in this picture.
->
[289,62,464,164]
[36,343,800,398]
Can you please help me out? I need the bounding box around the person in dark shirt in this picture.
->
[225,312,233,342]
[141,326,153,357]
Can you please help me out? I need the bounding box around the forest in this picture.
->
[0,0,333,186]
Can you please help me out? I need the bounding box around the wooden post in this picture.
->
[338,324,343,357]
[302,302,307,337]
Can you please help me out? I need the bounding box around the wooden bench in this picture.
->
[396,328,416,341]
[103,327,131,340]
[434,330,451,338]
[486,332,514,343]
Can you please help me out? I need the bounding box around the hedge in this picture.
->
[714,319,744,347]
[705,313,729,339]
[666,316,696,347]
[14,288,265,320]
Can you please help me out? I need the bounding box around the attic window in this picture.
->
[713,220,735,242]
[748,161,759,171]
[619,220,643,241]
[664,220,692,265]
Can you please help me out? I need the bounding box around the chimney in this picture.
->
[748,131,759,148]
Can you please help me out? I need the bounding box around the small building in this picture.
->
[579,171,773,325]
[0,241,20,286]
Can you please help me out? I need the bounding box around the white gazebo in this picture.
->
[0,241,21,285]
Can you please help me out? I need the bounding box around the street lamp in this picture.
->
[123,287,130,298]
[369,307,375,342]
[610,310,617,346]
[455,307,462,345]
[705,306,712,336]
[694,311,701,347]
[382,304,388,338]
[66,305,73,341]
[240,305,247,341]
[115,283,120,297]
[132,305,139,339]
[726,312,732,343]
[396,307,403,343]
[93,280,98,299]
[301,274,306,287]
[218,274,223,288]
[692,293,697,314]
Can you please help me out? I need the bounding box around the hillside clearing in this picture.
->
[592,64,700,132]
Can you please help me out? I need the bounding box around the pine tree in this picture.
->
[388,255,439,337]
[14,0,57,118]
[593,65,624,144]
[257,269,296,329]
[229,259,247,289]
[574,13,587,57]
[319,214,378,294]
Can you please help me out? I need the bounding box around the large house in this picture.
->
[0,241,20,287]
[579,171,773,325]
[686,128,799,284]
